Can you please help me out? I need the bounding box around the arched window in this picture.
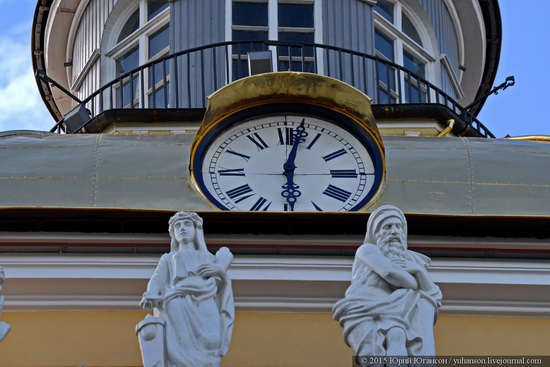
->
[106,0,170,108]
[373,0,435,104]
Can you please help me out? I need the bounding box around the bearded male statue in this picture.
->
[333,205,442,360]
[136,212,234,367]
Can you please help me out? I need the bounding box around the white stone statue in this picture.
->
[333,205,442,361]
[0,266,11,342]
[137,212,234,367]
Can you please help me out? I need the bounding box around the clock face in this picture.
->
[192,105,384,212]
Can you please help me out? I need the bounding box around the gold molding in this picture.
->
[194,72,382,151]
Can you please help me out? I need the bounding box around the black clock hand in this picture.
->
[281,120,308,210]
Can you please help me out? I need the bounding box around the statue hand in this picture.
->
[140,292,162,310]
[392,259,407,268]
[398,260,424,274]
[196,264,225,282]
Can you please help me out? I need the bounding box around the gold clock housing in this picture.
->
[190,72,385,212]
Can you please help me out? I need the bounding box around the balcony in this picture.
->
[53,41,493,138]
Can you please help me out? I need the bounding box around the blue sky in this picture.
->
[0,1,548,138]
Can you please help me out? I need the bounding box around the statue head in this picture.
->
[168,212,208,253]
[365,205,408,258]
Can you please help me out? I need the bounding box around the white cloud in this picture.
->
[0,32,54,132]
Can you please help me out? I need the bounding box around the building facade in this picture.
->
[1,0,550,366]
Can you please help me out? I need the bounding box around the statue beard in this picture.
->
[377,232,411,261]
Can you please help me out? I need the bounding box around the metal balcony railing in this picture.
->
[54,40,493,137]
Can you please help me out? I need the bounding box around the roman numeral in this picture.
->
[218,168,245,176]
[250,197,272,211]
[323,184,352,202]
[226,148,251,161]
[311,201,323,211]
[247,132,269,150]
[306,133,321,150]
[226,184,254,203]
[277,127,294,145]
[330,169,358,178]
[322,148,347,162]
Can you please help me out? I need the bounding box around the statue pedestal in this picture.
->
[0,321,10,342]
[136,315,166,367]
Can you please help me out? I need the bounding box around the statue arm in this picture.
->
[355,244,418,290]
[196,263,229,287]
[401,261,442,299]
[195,247,235,356]
[215,247,233,271]
[196,247,233,285]
[141,255,169,309]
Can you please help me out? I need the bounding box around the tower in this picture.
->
[1,1,550,366]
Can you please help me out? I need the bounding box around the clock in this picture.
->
[190,103,384,212]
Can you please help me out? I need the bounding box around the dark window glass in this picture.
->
[118,73,139,108]
[278,32,314,56]
[376,62,396,92]
[118,9,140,43]
[149,59,170,86]
[116,47,140,76]
[232,30,269,42]
[404,80,425,103]
[375,30,394,61]
[232,31,268,59]
[404,51,426,103]
[278,60,315,73]
[232,59,249,80]
[375,30,396,103]
[278,3,314,28]
[149,82,169,107]
[402,12,422,46]
[374,0,393,23]
[377,87,397,104]
[149,24,170,58]
[116,47,140,107]
[147,0,169,21]
[404,50,425,78]
[233,2,268,26]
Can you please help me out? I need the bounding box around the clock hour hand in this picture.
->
[281,120,308,210]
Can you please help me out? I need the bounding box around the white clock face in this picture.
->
[193,110,383,212]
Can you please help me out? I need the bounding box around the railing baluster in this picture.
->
[200,48,205,107]
[132,72,136,108]
[151,64,156,108]
[174,55,179,108]
[326,49,332,79]
[186,52,191,108]
[338,50,343,81]
[313,45,318,74]
[225,44,230,84]
[213,47,218,91]
[348,54,355,85]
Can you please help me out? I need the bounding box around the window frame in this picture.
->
[103,0,170,108]
[227,0,319,77]
[373,0,437,103]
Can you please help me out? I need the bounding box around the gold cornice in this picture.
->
[505,135,550,143]
[194,72,381,150]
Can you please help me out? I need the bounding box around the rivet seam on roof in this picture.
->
[462,137,475,214]
[386,178,550,188]
[91,134,102,207]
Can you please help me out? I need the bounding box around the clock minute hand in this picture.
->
[283,119,307,170]
[281,120,308,210]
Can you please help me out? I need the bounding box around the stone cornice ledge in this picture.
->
[2,254,550,317]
